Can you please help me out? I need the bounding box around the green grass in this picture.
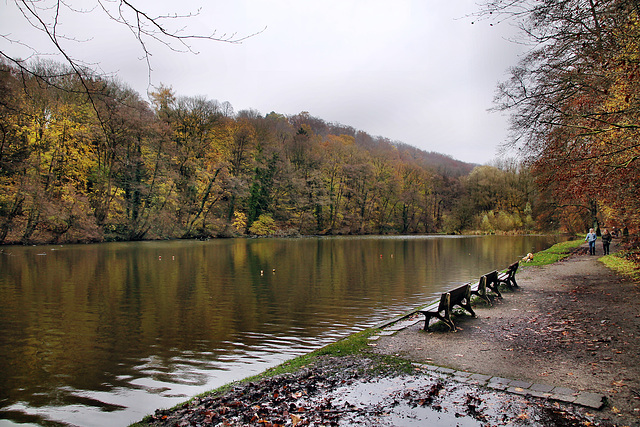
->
[259,328,376,377]
[600,253,640,281]
[254,327,415,374]
[521,238,639,282]
[521,239,584,267]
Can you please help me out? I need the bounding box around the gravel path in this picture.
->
[373,241,640,426]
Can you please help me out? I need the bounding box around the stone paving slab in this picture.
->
[527,390,553,399]
[530,383,554,393]
[411,362,606,410]
[552,386,577,396]
[486,383,508,391]
[574,392,607,410]
[383,318,420,331]
[470,373,492,382]
[509,380,534,389]
[487,376,511,385]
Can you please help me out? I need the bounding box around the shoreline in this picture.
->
[135,240,640,426]
[372,240,640,426]
[0,231,570,248]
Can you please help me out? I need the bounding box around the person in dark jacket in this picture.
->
[601,228,612,255]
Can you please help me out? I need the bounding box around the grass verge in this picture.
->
[261,328,377,377]
[600,253,640,281]
[521,239,584,267]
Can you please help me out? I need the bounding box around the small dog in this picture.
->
[523,253,534,262]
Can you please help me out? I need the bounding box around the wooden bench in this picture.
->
[497,262,519,289]
[418,283,476,331]
[470,270,501,304]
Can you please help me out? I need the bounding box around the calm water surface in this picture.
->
[0,235,563,426]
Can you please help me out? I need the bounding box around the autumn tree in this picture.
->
[0,63,31,242]
[0,61,101,243]
[396,162,432,233]
[484,0,640,232]
[461,163,537,233]
[2,59,546,243]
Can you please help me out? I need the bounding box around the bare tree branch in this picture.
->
[1,0,265,91]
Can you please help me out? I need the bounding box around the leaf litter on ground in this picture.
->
[142,354,610,427]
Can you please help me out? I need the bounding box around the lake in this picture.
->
[0,235,563,426]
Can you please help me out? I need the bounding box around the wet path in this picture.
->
[373,243,640,426]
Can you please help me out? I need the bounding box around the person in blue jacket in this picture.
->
[585,228,597,255]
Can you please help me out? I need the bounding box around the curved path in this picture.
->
[372,241,640,425]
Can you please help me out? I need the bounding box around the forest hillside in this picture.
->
[0,62,544,244]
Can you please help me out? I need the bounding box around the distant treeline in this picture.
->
[0,61,543,244]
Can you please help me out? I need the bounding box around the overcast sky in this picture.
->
[1,0,525,164]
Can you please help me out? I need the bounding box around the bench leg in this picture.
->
[442,309,456,331]
[488,284,502,298]
[421,313,455,332]
[444,319,456,331]
[459,301,476,318]
[423,313,433,331]
[479,292,492,306]
[471,290,492,306]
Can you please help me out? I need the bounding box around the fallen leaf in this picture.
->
[290,414,302,426]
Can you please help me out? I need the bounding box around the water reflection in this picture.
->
[0,235,561,426]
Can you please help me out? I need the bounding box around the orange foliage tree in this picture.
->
[487,0,640,234]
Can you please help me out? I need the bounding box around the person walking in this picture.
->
[601,228,612,255]
[585,228,597,255]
